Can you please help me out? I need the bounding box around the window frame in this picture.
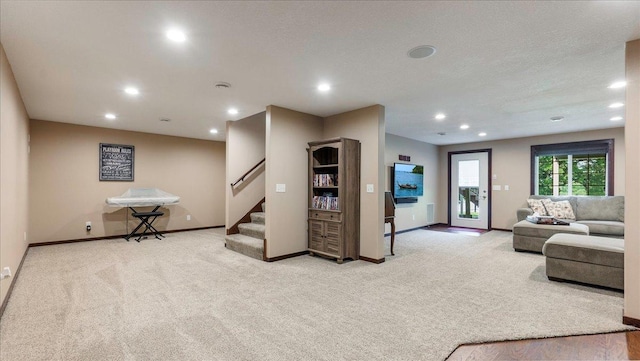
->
[530,139,614,196]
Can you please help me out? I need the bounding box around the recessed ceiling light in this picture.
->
[227,108,239,115]
[460,124,469,130]
[435,113,446,120]
[166,29,187,42]
[318,83,331,92]
[610,116,623,121]
[105,113,116,120]
[210,128,218,134]
[408,45,437,59]
[124,87,139,96]
[478,132,487,137]
[609,102,624,108]
[608,81,627,89]
[550,116,564,122]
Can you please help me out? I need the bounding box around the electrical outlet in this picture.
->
[86,221,91,232]
[0,267,11,280]
[186,215,191,221]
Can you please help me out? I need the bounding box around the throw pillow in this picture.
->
[542,199,576,220]
[527,198,548,216]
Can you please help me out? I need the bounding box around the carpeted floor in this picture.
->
[0,228,633,360]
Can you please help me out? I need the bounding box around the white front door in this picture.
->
[450,152,490,229]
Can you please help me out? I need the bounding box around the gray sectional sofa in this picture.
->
[516,195,625,238]
[513,195,625,290]
[514,195,624,252]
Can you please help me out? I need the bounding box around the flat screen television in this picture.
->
[392,163,423,203]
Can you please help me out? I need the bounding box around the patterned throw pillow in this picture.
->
[527,198,548,216]
[541,199,576,220]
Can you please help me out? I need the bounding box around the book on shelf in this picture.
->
[311,196,339,210]
[313,174,338,187]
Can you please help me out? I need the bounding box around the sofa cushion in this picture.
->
[513,220,589,238]
[542,199,576,220]
[542,234,624,268]
[575,196,624,222]
[529,195,577,214]
[527,198,548,215]
[576,220,624,237]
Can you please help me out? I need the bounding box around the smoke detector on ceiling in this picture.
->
[550,116,564,122]
[215,82,231,89]
[437,132,446,136]
[160,118,171,122]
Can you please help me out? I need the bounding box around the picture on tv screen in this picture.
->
[393,163,424,198]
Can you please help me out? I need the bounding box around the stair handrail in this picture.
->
[230,158,266,187]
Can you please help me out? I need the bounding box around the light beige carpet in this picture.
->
[0,228,633,360]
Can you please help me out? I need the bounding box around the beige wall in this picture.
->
[265,106,323,258]
[624,39,640,321]
[226,112,266,230]
[29,120,225,243]
[0,44,30,308]
[324,105,386,260]
[385,133,439,232]
[438,128,625,230]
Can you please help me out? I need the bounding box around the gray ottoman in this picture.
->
[512,220,589,253]
[542,234,624,290]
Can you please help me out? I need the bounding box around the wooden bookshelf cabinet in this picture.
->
[308,137,360,263]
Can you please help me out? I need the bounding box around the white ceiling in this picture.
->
[1,1,639,145]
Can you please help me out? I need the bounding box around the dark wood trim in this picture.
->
[29,225,224,247]
[230,158,266,187]
[624,316,640,328]
[227,197,266,235]
[397,226,429,235]
[491,227,512,232]
[530,138,614,196]
[30,234,125,247]
[359,255,385,264]
[264,250,308,262]
[447,149,492,230]
[0,246,29,319]
[384,224,436,237]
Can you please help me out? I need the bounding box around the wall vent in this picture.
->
[426,203,435,225]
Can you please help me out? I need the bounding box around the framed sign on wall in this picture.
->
[99,143,135,181]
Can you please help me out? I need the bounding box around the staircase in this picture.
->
[225,203,265,261]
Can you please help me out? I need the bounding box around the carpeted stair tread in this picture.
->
[250,212,265,224]
[238,222,265,239]
[224,234,263,261]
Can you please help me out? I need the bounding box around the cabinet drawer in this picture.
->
[308,210,342,222]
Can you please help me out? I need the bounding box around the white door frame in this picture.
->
[448,149,492,230]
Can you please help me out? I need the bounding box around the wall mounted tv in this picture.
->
[392,163,423,204]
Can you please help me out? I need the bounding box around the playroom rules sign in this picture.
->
[99,143,135,181]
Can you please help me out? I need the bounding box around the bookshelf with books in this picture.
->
[308,137,360,263]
